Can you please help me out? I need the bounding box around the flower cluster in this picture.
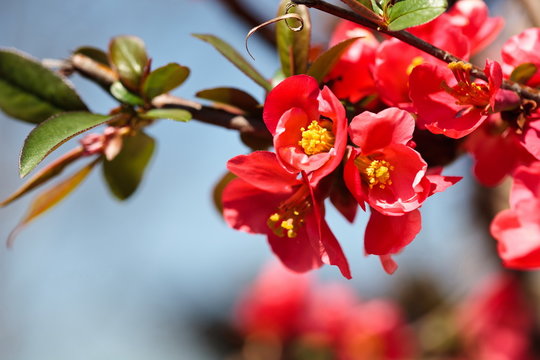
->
[223,0,540,277]
[227,263,535,360]
[234,263,416,359]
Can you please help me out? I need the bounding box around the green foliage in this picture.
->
[103,131,155,200]
[19,112,112,177]
[142,63,190,100]
[109,36,148,92]
[0,49,87,124]
[73,46,110,66]
[510,63,538,84]
[196,87,259,113]
[110,81,145,106]
[385,0,447,31]
[276,1,311,77]
[192,34,272,91]
[142,108,192,122]
[307,37,360,83]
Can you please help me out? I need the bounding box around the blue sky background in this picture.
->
[0,0,512,358]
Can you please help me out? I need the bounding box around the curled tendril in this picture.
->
[245,6,304,61]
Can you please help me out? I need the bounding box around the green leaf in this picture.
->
[307,37,360,83]
[192,34,272,91]
[370,0,384,15]
[109,36,148,91]
[141,108,191,122]
[386,0,447,31]
[0,49,88,124]
[7,158,98,247]
[110,81,144,106]
[103,131,155,200]
[510,63,537,84]
[340,0,384,23]
[1,147,84,206]
[142,63,190,100]
[73,46,109,66]
[20,112,112,178]
[196,87,259,112]
[276,1,311,77]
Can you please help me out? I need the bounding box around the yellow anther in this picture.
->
[365,160,394,189]
[406,56,424,75]
[299,120,335,155]
[269,213,281,222]
[281,219,294,230]
[448,61,472,72]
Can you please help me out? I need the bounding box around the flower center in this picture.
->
[443,61,491,107]
[355,156,394,189]
[406,56,424,75]
[267,186,311,238]
[299,120,335,155]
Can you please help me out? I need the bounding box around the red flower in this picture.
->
[463,115,535,186]
[373,14,470,108]
[491,162,540,269]
[502,28,540,87]
[342,108,460,273]
[410,59,518,138]
[324,21,379,103]
[458,274,535,360]
[263,75,348,185]
[344,108,431,215]
[447,0,504,55]
[223,151,351,278]
[235,262,416,359]
[235,262,310,340]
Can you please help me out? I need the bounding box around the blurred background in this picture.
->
[0,0,537,359]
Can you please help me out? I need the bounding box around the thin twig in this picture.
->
[291,0,540,104]
[70,54,270,139]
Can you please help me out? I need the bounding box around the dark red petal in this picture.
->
[267,232,324,274]
[227,151,299,192]
[365,209,422,255]
[222,178,289,234]
[263,75,320,135]
[343,147,367,211]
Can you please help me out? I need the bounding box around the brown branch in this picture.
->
[291,0,540,104]
[151,94,270,138]
[70,53,270,139]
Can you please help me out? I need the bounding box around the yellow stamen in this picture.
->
[299,120,335,155]
[266,186,311,238]
[355,156,394,189]
[406,56,424,75]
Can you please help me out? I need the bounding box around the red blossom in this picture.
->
[236,262,416,359]
[344,108,430,215]
[263,75,348,185]
[410,59,517,138]
[457,274,535,360]
[447,0,504,55]
[324,21,379,103]
[464,115,535,186]
[491,162,540,268]
[223,151,351,278]
[502,28,540,87]
[373,13,470,108]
